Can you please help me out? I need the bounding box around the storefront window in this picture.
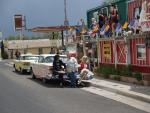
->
[24,49,27,54]
[134,7,141,18]
[93,11,99,22]
[137,45,146,59]
[39,48,43,55]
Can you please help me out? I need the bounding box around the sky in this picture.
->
[0,0,104,38]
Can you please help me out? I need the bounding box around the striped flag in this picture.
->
[115,23,122,33]
[104,25,111,36]
[122,22,128,29]
[100,25,105,35]
[128,19,135,29]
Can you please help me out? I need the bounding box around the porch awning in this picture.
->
[29,26,76,33]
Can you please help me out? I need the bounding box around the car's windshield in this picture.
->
[44,56,67,63]
[21,56,39,60]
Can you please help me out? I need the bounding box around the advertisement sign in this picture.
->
[14,14,23,31]
[103,41,111,59]
[141,21,150,32]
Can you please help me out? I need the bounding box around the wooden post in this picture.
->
[61,30,64,47]
[113,38,117,69]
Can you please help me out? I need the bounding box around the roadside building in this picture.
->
[6,39,61,59]
[86,0,150,83]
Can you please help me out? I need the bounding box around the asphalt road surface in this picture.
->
[0,60,148,113]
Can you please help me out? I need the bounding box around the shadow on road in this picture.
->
[27,77,91,88]
[12,70,31,76]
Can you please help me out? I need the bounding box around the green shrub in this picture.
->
[119,65,132,77]
[1,41,8,59]
[134,72,142,81]
[96,65,119,76]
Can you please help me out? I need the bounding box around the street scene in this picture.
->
[0,0,150,113]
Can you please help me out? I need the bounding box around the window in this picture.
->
[44,56,54,63]
[93,11,99,22]
[24,49,27,54]
[38,56,44,63]
[38,48,43,54]
[137,45,146,59]
[134,7,141,18]
[101,7,108,16]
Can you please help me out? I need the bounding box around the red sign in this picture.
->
[14,14,23,31]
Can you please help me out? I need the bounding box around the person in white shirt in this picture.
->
[66,52,78,88]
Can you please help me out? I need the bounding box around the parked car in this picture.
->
[13,54,39,74]
[30,54,69,83]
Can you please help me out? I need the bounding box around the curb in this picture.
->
[91,82,150,104]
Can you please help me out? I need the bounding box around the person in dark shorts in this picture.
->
[53,54,66,87]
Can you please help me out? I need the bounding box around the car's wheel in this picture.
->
[28,67,32,75]
[42,78,48,84]
[14,65,17,72]
[20,68,24,74]
[32,71,36,79]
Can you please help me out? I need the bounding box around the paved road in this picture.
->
[0,61,148,113]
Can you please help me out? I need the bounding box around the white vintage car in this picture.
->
[31,54,68,83]
[31,54,94,84]
[13,54,39,74]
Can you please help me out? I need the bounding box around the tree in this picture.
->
[1,41,8,59]
[7,35,16,40]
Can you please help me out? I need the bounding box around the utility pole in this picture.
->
[64,0,69,26]
[64,0,69,45]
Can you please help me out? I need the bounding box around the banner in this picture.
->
[103,41,111,59]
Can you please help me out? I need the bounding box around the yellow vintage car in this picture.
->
[13,54,39,74]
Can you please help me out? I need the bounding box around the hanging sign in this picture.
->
[103,41,111,59]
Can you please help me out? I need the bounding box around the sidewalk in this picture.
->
[90,76,150,103]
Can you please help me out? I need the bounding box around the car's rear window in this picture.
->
[21,56,39,60]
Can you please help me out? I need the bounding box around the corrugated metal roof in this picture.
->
[29,26,76,33]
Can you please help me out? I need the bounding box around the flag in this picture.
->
[115,23,122,33]
[81,28,87,34]
[100,25,105,35]
[75,27,80,33]
[128,19,135,29]
[104,25,111,36]
[105,25,110,31]
[92,25,99,33]
[122,22,128,29]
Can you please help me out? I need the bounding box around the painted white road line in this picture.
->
[81,86,150,113]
